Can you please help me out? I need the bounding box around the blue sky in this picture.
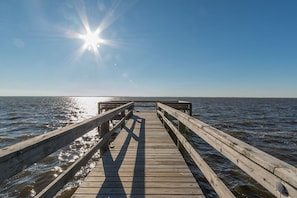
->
[0,0,296,97]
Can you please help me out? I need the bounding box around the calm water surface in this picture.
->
[0,97,296,197]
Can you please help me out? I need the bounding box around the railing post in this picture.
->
[178,121,186,133]
[177,121,186,149]
[99,121,109,155]
[163,111,168,125]
[126,103,133,119]
[121,110,125,128]
[189,103,192,116]
[98,103,109,155]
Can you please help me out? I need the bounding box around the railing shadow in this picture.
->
[97,114,145,197]
[131,117,145,197]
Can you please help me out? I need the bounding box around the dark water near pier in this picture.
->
[0,97,296,197]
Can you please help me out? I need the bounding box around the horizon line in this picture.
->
[0,95,297,99]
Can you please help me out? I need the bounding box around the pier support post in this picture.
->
[121,111,125,128]
[99,121,109,156]
[127,104,134,119]
[177,121,186,148]
[98,103,109,156]
[178,121,186,133]
[163,111,168,125]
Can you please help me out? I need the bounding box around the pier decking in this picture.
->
[72,111,204,197]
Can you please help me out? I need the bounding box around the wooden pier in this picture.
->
[72,111,204,197]
[0,101,296,198]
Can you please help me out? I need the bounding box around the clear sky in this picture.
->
[0,0,296,97]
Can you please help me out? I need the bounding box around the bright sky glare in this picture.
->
[0,0,297,97]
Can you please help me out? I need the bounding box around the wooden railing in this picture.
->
[0,102,134,198]
[99,100,191,115]
[157,102,297,198]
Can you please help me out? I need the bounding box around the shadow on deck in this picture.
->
[98,115,145,197]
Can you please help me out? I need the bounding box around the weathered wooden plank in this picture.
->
[92,166,192,172]
[83,176,198,182]
[74,187,203,195]
[87,171,193,177]
[90,165,191,171]
[79,181,199,188]
[72,195,204,198]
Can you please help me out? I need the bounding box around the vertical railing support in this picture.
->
[163,111,168,126]
[178,121,186,133]
[189,103,192,116]
[121,110,125,128]
[177,121,186,148]
[98,102,109,156]
[129,103,134,118]
[99,121,109,155]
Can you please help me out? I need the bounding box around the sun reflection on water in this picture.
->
[71,97,115,118]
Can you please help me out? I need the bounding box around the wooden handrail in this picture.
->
[36,108,133,198]
[157,102,297,198]
[157,109,235,198]
[99,100,191,115]
[0,102,134,183]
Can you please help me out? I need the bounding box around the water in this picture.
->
[188,98,297,197]
[0,96,111,197]
[0,97,296,197]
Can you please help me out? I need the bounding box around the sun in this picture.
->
[77,27,103,58]
[65,1,121,62]
[80,29,101,52]
[70,25,109,61]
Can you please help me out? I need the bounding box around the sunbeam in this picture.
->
[64,0,135,63]
[65,1,114,62]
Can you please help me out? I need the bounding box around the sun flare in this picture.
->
[66,1,123,62]
[69,26,108,61]
[80,29,101,52]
